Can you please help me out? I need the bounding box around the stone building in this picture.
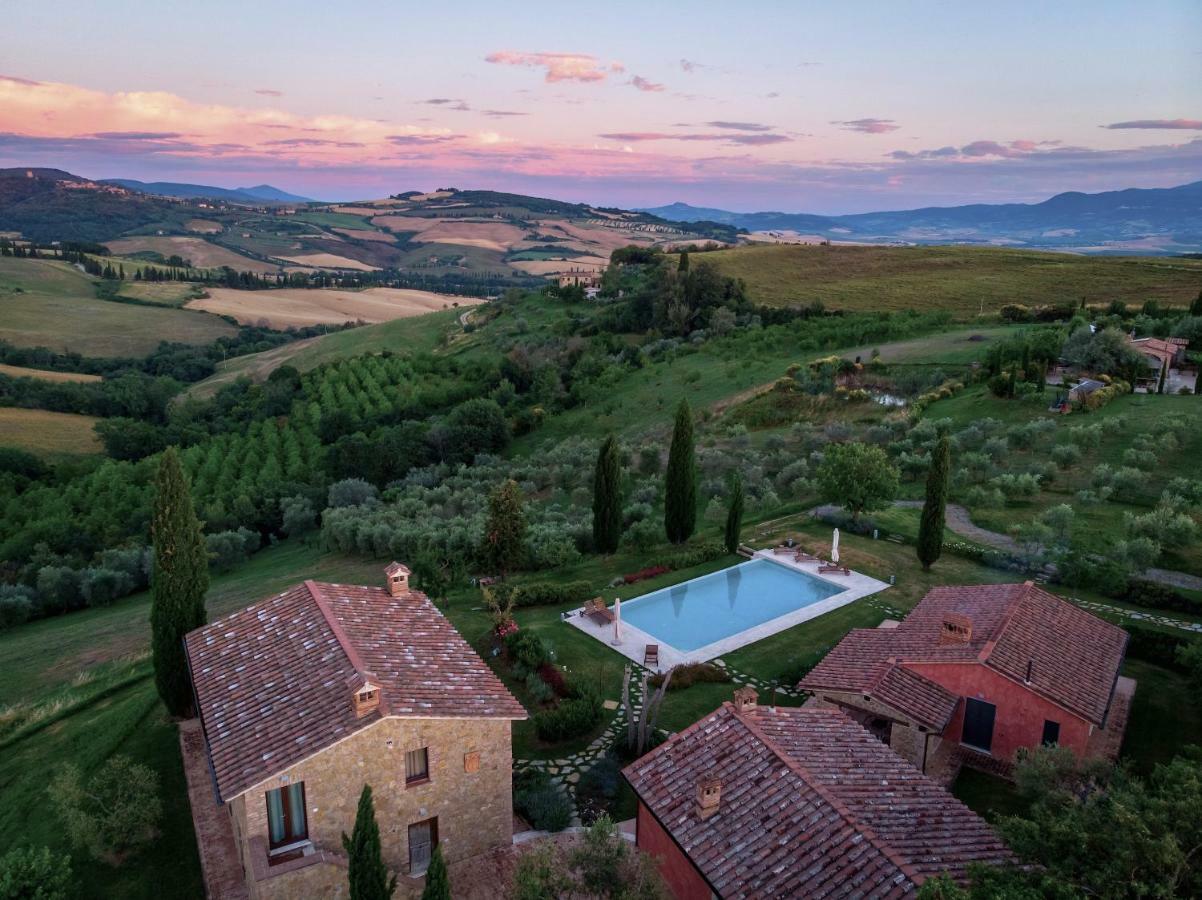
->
[801,582,1132,778]
[184,564,526,898]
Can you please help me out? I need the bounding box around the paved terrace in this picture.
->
[565,550,889,672]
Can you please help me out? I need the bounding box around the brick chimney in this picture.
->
[384,562,411,598]
[696,776,722,820]
[939,612,973,645]
[733,686,758,715]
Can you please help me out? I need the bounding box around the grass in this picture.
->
[0,363,102,383]
[0,257,236,356]
[0,407,102,455]
[1119,659,1202,772]
[115,280,204,307]
[952,769,1029,821]
[695,244,1202,317]
[185,306,467,398]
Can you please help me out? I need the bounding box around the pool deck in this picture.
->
[564,550,889,672]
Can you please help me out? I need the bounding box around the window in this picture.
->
[405,747,429,784]
[1042,719,1061,746]
[408,817,438,874]
[961,698,996,753]
[265,782,308,851]
[358,690,375,703]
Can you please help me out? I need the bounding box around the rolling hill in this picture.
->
[103,179,312,203]
[644,180,1202,254]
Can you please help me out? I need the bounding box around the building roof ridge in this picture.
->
[303,579,390,715]
[731,705,922,887]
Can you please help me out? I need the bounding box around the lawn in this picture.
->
[0,406,102,455]
[0,257,236,356]
[0,363,102,383]
[696,244,1202,317]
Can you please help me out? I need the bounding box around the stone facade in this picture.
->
[228,715,514,898]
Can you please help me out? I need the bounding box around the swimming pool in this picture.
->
[619,558,843,652]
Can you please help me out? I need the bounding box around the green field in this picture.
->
[695,244,1202,316]
[0,257,236,356]
[0,407,102,455]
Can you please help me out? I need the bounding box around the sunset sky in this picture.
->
[3,0,1200,212]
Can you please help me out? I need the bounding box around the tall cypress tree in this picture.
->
[150,447,209,717]
[592,435,622,555]
[916,435,951,571]
[420,845,450,900]
[678,250,690,273]
[724,472,744,555]
[342,785,396,900]
[483,479,526,573]
[1191,289,1202,316]
[664,399,697,544]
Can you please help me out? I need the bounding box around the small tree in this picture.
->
[724,472,744,554]
[817,443,899,521]
[0,846,73,900]
[1157,363,1167,395]
[916,435,950,571]
[342,785,396,900]
[150,447,209,718]
[664,400,697,544]
[420,845,450,900]
[50,756,161,864]
[677,250,689,273]
[482,479,527,573]
[592,435,623,555]
[1191,288,1202,317]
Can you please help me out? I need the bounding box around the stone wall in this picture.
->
[232,716,514,896]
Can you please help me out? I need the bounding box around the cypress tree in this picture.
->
[342,785,396,900]
[482,479,526,573]
[1191,289,1202,317]
[150,447,209,717]
[916,435,951,571]
[678,250,689,273]
[724,472,744,555]
[664,399,697,544]
[1007,366,1018,398]
[1157,363,1167,395]
[592,435,622,555]
[420,846,450,900]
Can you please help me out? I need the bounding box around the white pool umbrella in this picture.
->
[831,528,841,564]
[612,596,622,645]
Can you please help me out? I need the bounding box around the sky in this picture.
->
[1,0,1200,213]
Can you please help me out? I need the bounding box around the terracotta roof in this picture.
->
[801,583,1128,726]
[185,579,526,801]
[623,704,1012,898]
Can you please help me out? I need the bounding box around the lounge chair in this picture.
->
[793,549,817,562]
[772,546,795,556]
[644,644,659,668]
[818,563,851,576]
[585,597,615,625]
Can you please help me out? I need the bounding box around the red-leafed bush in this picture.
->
[538,663,569,698]
[622,565,670,585]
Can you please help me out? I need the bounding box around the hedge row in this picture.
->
[1123,621,1199,672]
[533,681,603,742]
[512,580,593,608]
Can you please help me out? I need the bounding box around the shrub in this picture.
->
[513,770,573,832]
[327,478,378,508]
[537,662,568,698]
[0,585,36,630]
[511,580,593,608]
[575,755,624,825]
[280,495,317,537]
[648,663,731,691]
[0,846,73,900]
[506,630,551,671]
[624,519,659,552]
[50,756,161,863]
[665,540,725,570]
[623,565,671,585]
[525,671,555,705]
[205,527,259,573]
[525,526,581,570]
[1124,623,1198,671]
[533,681,603,742]
[1050,444,1082,468]
[78,567,132,607]
[1124,579,1202,614]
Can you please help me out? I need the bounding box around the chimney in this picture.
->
[384,561,412,598]
[349,672,382,718]
[939,612,973,645]
[696,776,722,820]
[733,686,758,715]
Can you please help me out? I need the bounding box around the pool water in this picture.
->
[618,558,843,652]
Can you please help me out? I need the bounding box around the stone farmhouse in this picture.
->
[556,267,603,289]
[184,563,526,899]
[801,582,1132,779]
[624,691,1012,898]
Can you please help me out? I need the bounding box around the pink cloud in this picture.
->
[598,131,790,146]
[629,75,665,93]
[484,51,621,83]
[833,118,900,134]
[1103,118,1202,130]
[254,88,283,97]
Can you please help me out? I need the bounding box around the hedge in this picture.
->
[666,540,726,570]
[512,580,593,608]
[1122,579,1202,616]
[1123,621,1199,672]
[533,681,603,742]
[513,769,573,832]
[648,663,731,692]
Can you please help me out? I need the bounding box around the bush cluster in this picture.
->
[513,769,573,832]
[511,580,593,608]
[648,663,731,691]
[1124,622,1198,671]
[533,680,603,742]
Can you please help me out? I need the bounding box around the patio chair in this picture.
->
[772,545,794,556]
[644,644,659,668]
[793,549,817,562]
[818,563,851,576]
[585,597,615,625]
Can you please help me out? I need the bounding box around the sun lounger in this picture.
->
[585,597,615,625]
[818,563,851,575]
[644,644,659,668]
[793,549,817,562]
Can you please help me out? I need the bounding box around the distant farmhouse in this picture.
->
[801,582,1132,779]
[1126,334,1190,390]
[184,564,526,898]
[557,267,603,289]
[624,691,1012,898]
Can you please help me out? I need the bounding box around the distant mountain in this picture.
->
[103,179,312,204]
[643,181,1202,254]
